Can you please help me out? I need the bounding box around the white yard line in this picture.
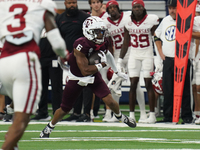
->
[42,149,197,150]
[0,137,200,144]
[0,129,200,133]
[0,121,200,129]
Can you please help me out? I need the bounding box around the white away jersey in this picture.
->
[103,11,131,61]
[104,11,131,51]
[99,12,109,20]
[191,16,200,60]
[0,0,57,44]
[125,14,159,58]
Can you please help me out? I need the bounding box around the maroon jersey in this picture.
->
[61,37,111,112]
[68,37,109,77]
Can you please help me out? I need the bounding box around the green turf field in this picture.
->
[0,123,200,150]
[0,105,200,150]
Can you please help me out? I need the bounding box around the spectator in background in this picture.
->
[31,29,63,121]
[103,0,147,123]
[89,0,108,18]
[155,0,199,124]
[101,3,106,12]
[59,0,91,122]
[119,0,158,123]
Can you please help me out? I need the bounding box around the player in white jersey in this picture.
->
[102,0,147,122]
[118,0,159,123]
[0,41,5,121]
[193,5,200,124]
[0,0,68,149]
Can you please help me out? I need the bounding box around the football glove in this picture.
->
[117,58,125,73]
[98,50,107,64]
[116,71,128,81]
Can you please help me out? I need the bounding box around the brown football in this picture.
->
[88,51,101,65]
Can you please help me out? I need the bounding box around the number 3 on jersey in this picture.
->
[7,4,28,32]
[131,34,150,48]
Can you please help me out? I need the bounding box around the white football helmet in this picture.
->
[83,16,107,44]
[152,71,163,95]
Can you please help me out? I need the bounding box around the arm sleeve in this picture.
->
[106,51,118,73]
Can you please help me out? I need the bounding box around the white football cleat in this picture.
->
[138,115,148,123]
[195,117,200,125]
[143,114,156,124]
[106,115,119,122]
[102,113,112,122]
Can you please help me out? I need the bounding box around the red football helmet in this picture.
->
[107,67,114,81]
[151,71,163,95]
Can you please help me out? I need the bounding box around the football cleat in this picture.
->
[40,123,54,138]
[195,117,200,125]
[102,112,112,122]
[121,114,136,128]
[0,112,5,120]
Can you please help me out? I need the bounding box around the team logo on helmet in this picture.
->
[83,16,107,44]
[151,72,163,95]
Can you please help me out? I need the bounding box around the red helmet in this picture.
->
[152,71,163,95]
[107,67,114,81]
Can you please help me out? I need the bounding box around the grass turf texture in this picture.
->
[1,105,199,150]
[0,124,200,149]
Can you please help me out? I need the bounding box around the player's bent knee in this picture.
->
[102,95,117,108]
[59,107,69,115]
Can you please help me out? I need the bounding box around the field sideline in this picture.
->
[0,121,200,150]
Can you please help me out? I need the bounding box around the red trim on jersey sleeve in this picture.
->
[132,14,147,26]
[99,12,106,18]
[43,10,47,22]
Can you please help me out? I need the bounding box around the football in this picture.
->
[88,51,101,65]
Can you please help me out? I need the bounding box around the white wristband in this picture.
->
[95,63,103,71]
[117,58,123,64]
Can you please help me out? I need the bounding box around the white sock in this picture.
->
[136,83,146,112]
[149,112,155,118]
[140,110,147,119]
[105,109,112,115]
[114,111,122,118]
[155,107,158,113]
[129,112,135,120]
[49,121,55,128]
[194,111,200,116]
[90,109,94,115]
